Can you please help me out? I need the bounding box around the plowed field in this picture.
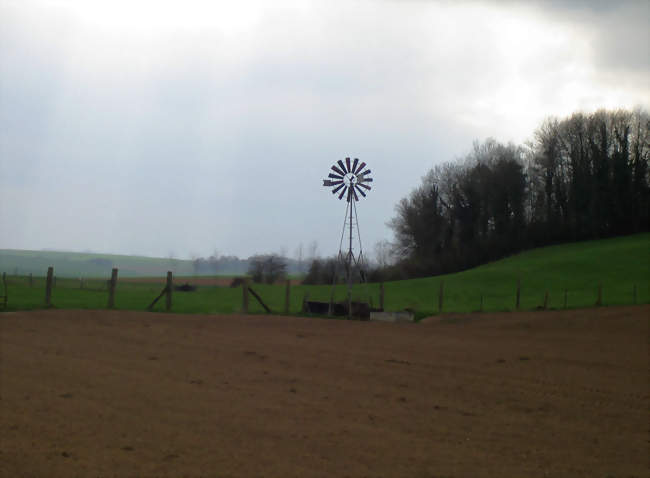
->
[1,306,647,477]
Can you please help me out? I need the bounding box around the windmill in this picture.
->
[322,157,373,317]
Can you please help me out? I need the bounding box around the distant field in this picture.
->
[0,249,199,278]
[1,233,648,315]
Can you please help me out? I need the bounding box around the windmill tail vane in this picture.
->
[323,157,373,202]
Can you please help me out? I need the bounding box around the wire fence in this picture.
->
[1,269,648,317]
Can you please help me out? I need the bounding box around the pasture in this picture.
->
[1,233,648,316]
[1,306,647,477]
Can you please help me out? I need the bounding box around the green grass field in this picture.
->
[1,233,648,317]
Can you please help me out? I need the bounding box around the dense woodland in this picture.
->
[386,108,649,278]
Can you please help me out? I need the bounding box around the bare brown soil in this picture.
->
[1,306,648,477]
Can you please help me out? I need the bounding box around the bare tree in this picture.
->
[167,251,177,274]
[248,256,266,283]
[374,239,394,269]
[247,254,287,284]
[190,253,200,277]
[307,240,319,262]
[294,242,304,274]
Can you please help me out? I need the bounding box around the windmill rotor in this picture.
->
[322,157,373,202]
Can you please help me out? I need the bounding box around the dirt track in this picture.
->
[1,306,648,477]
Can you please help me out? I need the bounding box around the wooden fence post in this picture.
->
[242,279,249,313]
[596,283,602,306]
[379,282,385,311]
[438,281,444,313]
[284,279,290,314]
[543,291,549,310]
[166,271,173,311]
[515,278,521,310]
[328,287,335,316]
[45,267,53,307]
[2,272,7,307]
[347,288,352,320]
[107,268,118,308]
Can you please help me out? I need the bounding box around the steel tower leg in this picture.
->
[348,193,353,319]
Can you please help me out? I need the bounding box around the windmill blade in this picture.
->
[361,177,373,183]
[328,173,343,180]
[331,165,345,176]
[354,184,366,197]
[351,158,359,174]
[338,185,348,199]
[357,182,372,190]
[337,159,348,173]
[351,187,359,202]
[345,157,351,173]
[359,168,371,176]
[354,161,366,174]
[324,180,343,187]
[332,183,346,195]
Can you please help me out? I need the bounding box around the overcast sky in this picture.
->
[1,0,648,260]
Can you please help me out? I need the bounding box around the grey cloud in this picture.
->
[509,0,649,74]
[1,1,648,258]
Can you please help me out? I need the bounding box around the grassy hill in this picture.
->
[376,232,649,314]
[1,233,648,315]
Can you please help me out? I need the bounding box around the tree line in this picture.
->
[387,108,649,278]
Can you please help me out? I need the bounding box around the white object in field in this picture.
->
[370,311,414,323]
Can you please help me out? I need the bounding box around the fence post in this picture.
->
[2,272,7,306]
[543,291,549,310]
[107,268,118,308]
[45,267,53,307]
[379,282,385,311]
[347,288,352,320]
[596,283,602,306]
[438,281,444,313]
[166,271,173,311]
[515,278,521,310]
[328,287,335,316]
[242,279,249,313]
[284,279,290,314]
[303,292,310,314]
